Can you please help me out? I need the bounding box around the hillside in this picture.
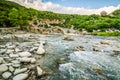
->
[0,0,120,34]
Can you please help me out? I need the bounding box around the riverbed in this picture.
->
[0,33,120,80]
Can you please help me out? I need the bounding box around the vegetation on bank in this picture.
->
[0,0,120,36]
[92,32,120,36]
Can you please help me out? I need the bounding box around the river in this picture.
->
[0,34,120,80]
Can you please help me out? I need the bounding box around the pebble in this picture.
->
[0,65,8,72]
[2,72,12,79]
[93,47,101,52]
[7,45,16,49]
[18,52,31,57]
[17,57,36,63]
[29,47,38,52]
[6,50,14,54]
[9,66,14,72]
[63,36,74,41]
[15,48,21,52]
[13,73,28,80]
[12,63,20,68]
[0,49,6,54]
[14,68,27,75]
[11,60,20,64]
[37,66,43,76]
[100,41,109,45]
[37,43,45,55]
[9,54,19,58]
[0,57,4,64]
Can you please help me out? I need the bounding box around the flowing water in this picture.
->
[36,34,120,80]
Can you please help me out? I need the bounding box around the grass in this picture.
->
[92,32,120,36]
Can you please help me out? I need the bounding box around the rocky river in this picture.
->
[0,33,120,80]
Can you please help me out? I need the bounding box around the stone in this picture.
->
[52,27,63,33]
[14,68,27,75]
[74,46,85,51]
[11,60,20,64]
[93,47,100,52]
[34,44,40,47]
[111,50,120,57]
[9,66,14,72]
[9,54,19,58]
[0,45,6,48]
[17,58,36,63]
[0,65,8,72]
[31,58,36,63]
[63,36,74,41]
[29,47,38,52]
[2,72,12,79]
[15,48,21,52]
[37,43,45,55]
[7,45,16,49]
[100,41,109,45]
[0,57,4,64]
[37,66,43,76]
[4,57,13,62]
[6,50,14,54]
[0,49,6,54]
[12,63,20,68]
[92,66,103,74]
[13,73,28,80]
[18,52,31,57]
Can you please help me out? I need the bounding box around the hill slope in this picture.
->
[0,0,120,32]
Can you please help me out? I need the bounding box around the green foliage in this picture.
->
[92,32,120,36]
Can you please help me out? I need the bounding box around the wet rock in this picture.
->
[0,49,6,54]
[37,43,45,55]
[13,73,28,80]
[17,57,36,63]
[0,65,8,72]
[37,66,43,76]
[100,41,109,45]
[18,52,31,57]
[92,66,103,74]
[57,58,67,64]
[74,46,85,51]
[2,72,12,79]
[92,47,101,52]
[63,36,74,41]
[9,54,19,58]
[111,50,120,57]
[14,68,27,75]
[9,66,14,72]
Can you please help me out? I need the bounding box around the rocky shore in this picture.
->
[0,33,120,80]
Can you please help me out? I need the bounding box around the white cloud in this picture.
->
[9,0,120,15]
